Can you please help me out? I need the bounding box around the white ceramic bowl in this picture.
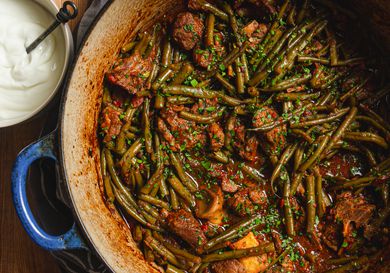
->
[0,0,73,128]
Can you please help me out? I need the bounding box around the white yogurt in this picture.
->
[0,0,65,125]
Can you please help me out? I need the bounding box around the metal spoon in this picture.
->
[26,1,78,54]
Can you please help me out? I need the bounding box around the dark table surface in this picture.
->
[0,1,91,272]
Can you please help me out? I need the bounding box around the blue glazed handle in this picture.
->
[12,132,86,251]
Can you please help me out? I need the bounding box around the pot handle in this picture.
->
[11,132,87,251]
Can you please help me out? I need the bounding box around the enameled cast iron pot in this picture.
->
[11,0,390,272]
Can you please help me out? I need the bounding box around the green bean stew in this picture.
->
[98,0,390,272]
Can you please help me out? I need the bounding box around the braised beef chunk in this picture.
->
[253,106,287,153]
[208,123,225,151]
[101,105,123,143]
[166,209,207,248]
[160,107,206,150]
[106,50,155,93]
[319,153,363,179]
[173,12,204,50]
[243,20,268,49]
[228,187,268,216]
[211,259,245,273]
[333,192,375,237]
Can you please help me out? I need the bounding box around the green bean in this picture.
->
[324,256,368,273]
[144,235,185,269]
[290,172,304,195]
[299,135,330,172]
[254,25,299,73]
[241,163,267,184]
[121,41,136,54]
[215,73,235,94]
[294,142,306,171]
[335,57,365,66]
[162,38,172,67]
[235,58,245,94]
[259,73,312,92]
[140,208,158,224]
[169,186,180,210]
[276,91,320,102]
[172,63,194,85]
[153,231,201,263]
[134,33,149,55]
[113,186,162,231]
[119,138,143,172]
[343,132,388,149]
[241,54,250,83]
[102,87,112,104]
[291,129,314,144]
[105,149,138,207]
[142,99,153,154]
[271,143,298,185]
[139,194,170,209]
[169,152,198,192]
[205,14,215,47]
[297,55,330,64]
[210,151,229,164]
[192,0,229,22]
[138,200,159,218]
[274,20,328,78]
[359,103,390,131]
[103,175,115,203]
[221,1,240,44]
[152,67,174,91]
[360,146,377,167]
[287,5,296,26]
[168,174,196,207]
[155,92,165,109]
[166,264,186,273]
[329,37,338,66]
[313,167,325,218]
[140,165,164,195]
[263,247,290,272]
[163,85,217,99]
[167,96,196,105]
[291,107,349,128]
[202,214,264,251]
[323,107,357,157]
[332,176,377,190]
[339,77,370,103]
[283,177,295,236]
[202,243,275,263]
[306,174,316,233]
[134,168,144,189]
[179,107,225,124]
[224,115,235,151]
[133,225,143,243]
[355,115,390,139]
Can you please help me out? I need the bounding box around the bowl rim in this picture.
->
[0,0,74,128]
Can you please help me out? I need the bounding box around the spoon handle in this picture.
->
[26,1,78,54]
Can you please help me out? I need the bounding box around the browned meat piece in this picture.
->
[173,12,204,50]
[166,209,207,248]
[319,153,363,179]
[240,135,259,162]
[332,192,375,239]
[100,105,123,143]
[107,50,155,94]
[208,123,225,151]
[221,178,239,193]
[160,107,206,150]
[243,20,268,49]
[252,106,287,153]
[228,187,268,216]
[211,259,245,273]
